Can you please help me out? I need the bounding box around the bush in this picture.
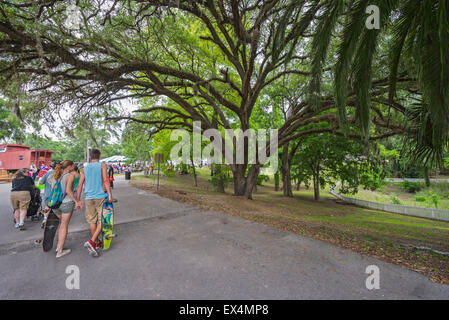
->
[400,180,423,193]
[415,195,426,202]
[377,183,387,193]
[426,191,440,209]
[209,165,233,191]
[390,196,402,205]
[256,175,269,186]
[162,165,175,177]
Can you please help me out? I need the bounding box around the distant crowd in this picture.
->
[27,161,142,181]
[9,152,146,259]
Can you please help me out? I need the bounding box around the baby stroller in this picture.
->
[27,186,43,221]
[12,186,43,223]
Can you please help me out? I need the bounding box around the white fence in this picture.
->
[330,185,449,222]
[385,178,449,183]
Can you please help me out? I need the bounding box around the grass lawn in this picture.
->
[130,168,449,284]
[339,182,449,210]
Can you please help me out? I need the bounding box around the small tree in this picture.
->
[293,133,384,200]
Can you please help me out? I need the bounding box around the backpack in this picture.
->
[46,173,67,209]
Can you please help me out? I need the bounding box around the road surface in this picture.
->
[0,174,448,299]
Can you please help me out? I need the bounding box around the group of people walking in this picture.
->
[10,149,113,259]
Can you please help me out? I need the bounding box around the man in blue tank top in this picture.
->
[77,149,113,257]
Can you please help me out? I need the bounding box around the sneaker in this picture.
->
[18,223,25,231]
[84,240,98,257]
[15,222,20,229]
[56,249,71,259]
[94,240,102,250]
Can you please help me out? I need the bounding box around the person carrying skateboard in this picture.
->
[76,149,113,257]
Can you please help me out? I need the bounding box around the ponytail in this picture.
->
[52,160,74,181]
[52,163,63,181]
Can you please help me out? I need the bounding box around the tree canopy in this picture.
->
[0,0,447,198]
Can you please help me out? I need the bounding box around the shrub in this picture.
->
[162,165,175,177]
[377,183,387,193]
[426,191,440,209]
[209,165,233,190]
[400,180,422,193]
[390,196,402,205]
[415,195,426,202]
[256,175,269,186]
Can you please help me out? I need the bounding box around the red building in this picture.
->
[0,144,55,172]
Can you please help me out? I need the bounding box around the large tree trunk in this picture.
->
[281,144,293,197]
[244,165,260,200]
[232,164,247,196]
[231,164,260,199]
[215,164,225,193]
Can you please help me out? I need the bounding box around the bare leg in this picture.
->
[56,213,72,253]
[90,221,102,243]
[14,209,20,223]
[19,209,27,223]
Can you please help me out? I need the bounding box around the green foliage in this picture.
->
[0,98,25,143]
[359,172,387,192]
[122,122,153,162]
[1,0,448,201]
[162,164,175,178]
[293,130,389,198]
[400,181,423,193]
[426,191,440,209]
[256,175,269,186]
[415,195,426,202]
[209,165,233,191]
[390,196,402,205]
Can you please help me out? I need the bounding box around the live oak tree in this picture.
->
[0,0,322,198]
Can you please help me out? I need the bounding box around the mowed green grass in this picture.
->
[342,182,449,210]
[134,169,449,250]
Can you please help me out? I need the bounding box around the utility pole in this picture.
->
[86,140,91,163]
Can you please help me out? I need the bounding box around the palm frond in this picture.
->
[334,0,371,130]
[308,0,343,111]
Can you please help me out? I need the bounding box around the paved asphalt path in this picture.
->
[0,174,448,299]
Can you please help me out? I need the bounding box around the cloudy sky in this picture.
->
[31,98,140,143]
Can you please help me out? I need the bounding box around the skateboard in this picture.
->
[85,199,117,223]
[42,210,60,252]
[101,200,117,250]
